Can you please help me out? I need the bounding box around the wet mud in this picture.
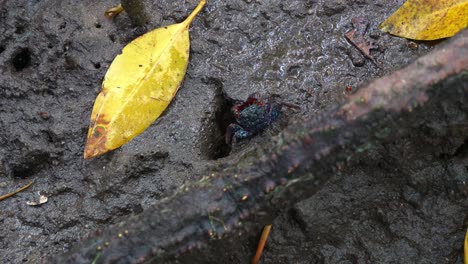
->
[0,0,466,263]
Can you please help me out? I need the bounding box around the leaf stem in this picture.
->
[0,181,34,201]
[183,0,206,27]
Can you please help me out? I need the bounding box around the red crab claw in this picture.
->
[232,92,262,118]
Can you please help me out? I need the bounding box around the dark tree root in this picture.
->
[50,30,468,264]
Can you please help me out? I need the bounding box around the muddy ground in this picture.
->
[0,0,467,263]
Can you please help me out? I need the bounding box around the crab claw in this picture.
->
[232,92,262,118]
[225,124,238,145]
[246,92,261,104]
[225,124,252,145]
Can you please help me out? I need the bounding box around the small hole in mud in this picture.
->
[15,24,25,34]
[200,87,236,160]
[109,34,116,42]
[95,22,102,29]
[11,48,32,71]
[47,44,53,49]
[94,62,101,69]
[0,46,5,54]
[12,166,33,179]
[45,89,55,96]
[454,138,468,157]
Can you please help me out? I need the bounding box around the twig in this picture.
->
[251,224,273,264]
[0,181,34,201]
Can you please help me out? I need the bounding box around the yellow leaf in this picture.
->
[84,0,206,159]
[465,228,468,264]
[379,0,468,40]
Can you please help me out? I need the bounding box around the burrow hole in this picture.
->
[11,48,32,71]
[200,83,236,160]
[109,34,116,43]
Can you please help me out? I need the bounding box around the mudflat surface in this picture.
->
[0,0,466,263]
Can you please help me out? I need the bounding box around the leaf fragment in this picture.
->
[104,4,124,19]
[344,17,380,67]
[84,0,206,159]
[379,0,468,40]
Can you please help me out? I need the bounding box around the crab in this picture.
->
[225,92,300,144]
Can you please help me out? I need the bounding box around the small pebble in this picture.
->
[39,111,50,120]
[407,41,418,50]
[351,54,365,67]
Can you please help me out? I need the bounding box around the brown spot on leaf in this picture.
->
[93,125,106,138]
[84,114,110,159]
